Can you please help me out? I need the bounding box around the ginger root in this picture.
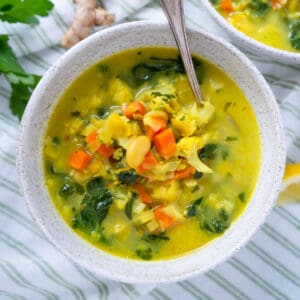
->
[61,0,115,48]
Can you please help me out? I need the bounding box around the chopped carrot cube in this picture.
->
[136,151,158,174]
[173,166,196,180]
[68,150,91,170]
[123,101,146,119]
[154,206,174,229]
[145,116,166,134]
[153,128,177,159]
[144,125,156,140]
[85,130,98,145]
[96,144,115,158]
[136,184,152,204]
[220,0,233,12]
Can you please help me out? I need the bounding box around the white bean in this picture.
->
[126,136,151,168]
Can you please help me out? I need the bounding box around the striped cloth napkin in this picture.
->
[0,0,299,299]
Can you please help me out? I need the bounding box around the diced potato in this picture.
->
[108,78,134,105]
[132,201,146,214]
[67,118,83,135]
[88,159,103,174]
[171,114,197,136]
[161,204,184,221]
[133,210,154,225]
[151,180,182,204]
[146,220,160,232]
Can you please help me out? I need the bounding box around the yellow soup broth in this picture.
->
[43,47,261,260]
[211,0,300,52]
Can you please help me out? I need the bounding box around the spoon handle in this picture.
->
[160,0,204,105]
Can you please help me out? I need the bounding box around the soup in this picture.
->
[210,0,300,52]
[43,47,261,260]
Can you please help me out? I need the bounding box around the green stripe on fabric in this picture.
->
[262,224,300,258]
[72,264,108,300]
[0,149,15,166]
[229,258,290,300]
[0,176,22,196]
[0,202,45,240]
[206,270,251,300]
[150,288,172,300]
[121,284,140,299]
[281,102,300,119]
[0,200,110,298]
[0,112,19,129]
[247,242,300,287]
[274,207,300,230]
[0,260,59,300]
[0,231,86,300]
[3,24,51,70]
[51,10,69,33]
[2,23,27,56]
[0,88,10,98]
[264,74,300,91]
[120,284,137,300]
[0,289,26,300]
[34,26,53,48]
[177,281,212,300]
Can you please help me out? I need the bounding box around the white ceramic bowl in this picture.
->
[201,0,300,64]
[16,21,285,283]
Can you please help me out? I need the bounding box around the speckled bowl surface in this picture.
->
[201,0,300,64]
[16,21,285,283]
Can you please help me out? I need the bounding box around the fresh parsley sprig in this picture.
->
[0,0,54,120]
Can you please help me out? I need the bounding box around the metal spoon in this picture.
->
[160,0,204,105]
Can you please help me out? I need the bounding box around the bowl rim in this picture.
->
[16,20,286,283]
[201,0,300,64]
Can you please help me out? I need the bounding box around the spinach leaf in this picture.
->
[124,192,137,220]
[59,178,84,198]
[117,169,138,185]
[124,56,205,87]
[136,247,152,260]
[248,0,270,16]
[194,171,203,179]
[187,197,203,217]
[72,177,112,233]
[209,0,219,4]
[188,196,232,234]
[86,177,105,195]
[202,209,229,234]
[288,19,300,50]
[199,143,218,160]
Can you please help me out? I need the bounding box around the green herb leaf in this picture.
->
[117,169,138,185]
[199,143,218,160]
[6,72,41,120]
[288,19,300,50]
[0,0,54,25]
[225,136,238,142]
[142,232,170,242]
[0,35,41,119]
[0,34,23,74]
[136,247,152,260]
[59,178,84,198]
[187,197,203,217]
[248,0,270,16]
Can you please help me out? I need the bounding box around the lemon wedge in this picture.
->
[277,164,300,205]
